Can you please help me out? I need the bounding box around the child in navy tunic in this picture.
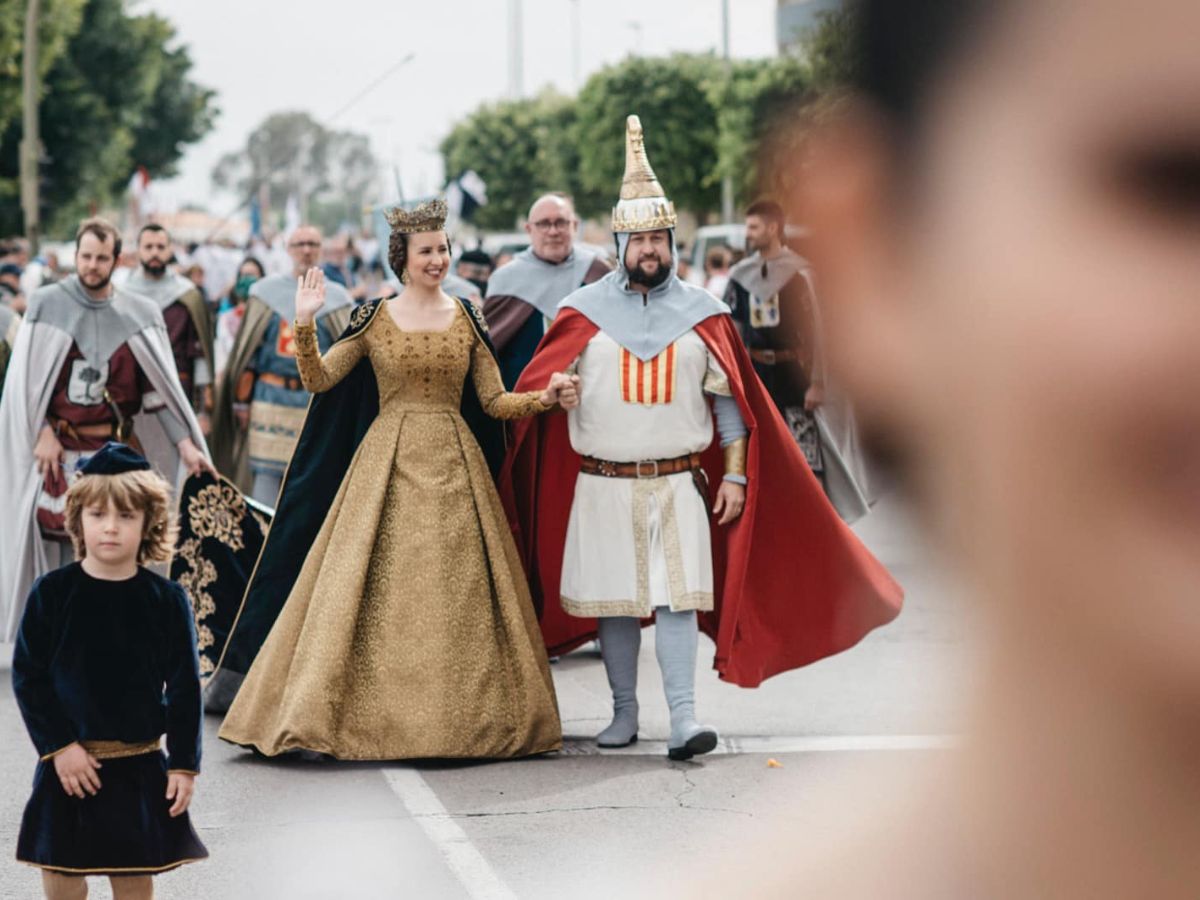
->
[12,442,207,899]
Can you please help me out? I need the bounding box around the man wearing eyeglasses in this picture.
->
[211,225,354,505]
[484,193,611,388]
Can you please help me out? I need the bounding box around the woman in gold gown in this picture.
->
[217,201,574,760]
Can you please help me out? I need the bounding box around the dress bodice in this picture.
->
[293,301,549,420]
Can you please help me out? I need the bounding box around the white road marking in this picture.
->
[559,733,959,756]
[383,767,519,900]
[382,735,954,897]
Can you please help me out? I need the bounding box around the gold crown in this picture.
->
[385,198,448,234]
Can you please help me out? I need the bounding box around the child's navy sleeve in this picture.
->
[11,578,76,759]
[163,582,202,774]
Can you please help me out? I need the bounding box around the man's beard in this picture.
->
[80,271,113,291]
[142,259,167,276]
[627,257,671,289]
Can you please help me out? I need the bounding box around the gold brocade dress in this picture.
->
[218,303,563,759]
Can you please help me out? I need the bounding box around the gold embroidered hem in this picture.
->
[561,592,714,619]
[247,400,307,467]
[80,739,162,760]
[220,307,562,760]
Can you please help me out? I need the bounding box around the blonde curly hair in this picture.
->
[64,469,178,564]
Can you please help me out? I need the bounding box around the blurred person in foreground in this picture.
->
[693,0,1200,896]
[210,225,352,504]
[0,218,211,641]
[484,193,612,388]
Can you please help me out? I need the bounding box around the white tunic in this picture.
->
[560,329,733,618]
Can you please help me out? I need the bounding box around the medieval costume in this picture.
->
[12,447,208,877]
[0,278,209,641]
[725,250,875,522]
[209,273,352,505]
[0,301,20,403]
[502,117,904,759]
[125,266,215,424]
[213,199,562,760]
[170,472,272,683]
[485,245,611,389]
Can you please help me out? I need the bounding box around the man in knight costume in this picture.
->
[725,200,875,522]
[210,224,353,505]
[0,217,211,641]
[484,193,612,388]
[503,117,904,760]
[125,224,215,434]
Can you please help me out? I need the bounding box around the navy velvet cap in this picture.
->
[78,442,152,476]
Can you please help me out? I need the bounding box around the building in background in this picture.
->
[776,0,842,55]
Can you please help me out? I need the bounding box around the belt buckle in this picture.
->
[760,349,777,365]
[636,459,659,479]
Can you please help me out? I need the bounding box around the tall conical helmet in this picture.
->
[611,115,678,233]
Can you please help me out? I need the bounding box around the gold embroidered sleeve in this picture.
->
[470,337,552,420]
[294,320,366,394]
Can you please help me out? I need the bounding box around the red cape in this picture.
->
[500,308,903,688]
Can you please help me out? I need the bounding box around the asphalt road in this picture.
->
[0,496,972,899]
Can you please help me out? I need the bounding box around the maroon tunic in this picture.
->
[47,343,156,452]
[161,301,203,397]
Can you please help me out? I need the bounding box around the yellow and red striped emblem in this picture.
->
[620,343,676,405]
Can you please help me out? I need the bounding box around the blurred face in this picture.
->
[805,0,1200,694]
[525,197,578,263]
[81,500,143,568]
[288,226,322,273]
[75,232,118,293]
[238,261,263,280]
[745,214,780,252]
[624,230,673,288]
[137,229,172,276]
[405,231,451,289]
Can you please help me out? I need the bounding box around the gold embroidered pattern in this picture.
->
[350,302,374,330]
[175,538,218,677]
[187,482,246,551]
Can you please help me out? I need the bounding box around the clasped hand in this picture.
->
[540,373,581,409]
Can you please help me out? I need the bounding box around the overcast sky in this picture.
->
[141,0,779,214]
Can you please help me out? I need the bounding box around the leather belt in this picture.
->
[580,452,703,479]
[49,417,118,441]
[257,372,304,391]
[749,348,801,365]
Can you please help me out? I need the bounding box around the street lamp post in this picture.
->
[20,0,42,253]
[509,0,525,98]
[720,0,736,223]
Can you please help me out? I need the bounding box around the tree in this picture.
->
[212,111,379,234]
[439,91,592,231]
[708,56,813,208]
[801,7,861,89]
[574,54,723,221]
[0,0,216,235]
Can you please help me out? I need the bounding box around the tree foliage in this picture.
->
[574,54,723,221]
[438,51,833,227]
[211,111,379,234]
[0,0,217,235]
[439,90,602,231]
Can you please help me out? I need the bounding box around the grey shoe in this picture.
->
[656,608,719,761]
[596,617,641,748]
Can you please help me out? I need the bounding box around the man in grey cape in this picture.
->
[484,193,611,388]
[125,223,215,433]
[211,224,353,505]
[0,217,211,640]
[725,199,876,522]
